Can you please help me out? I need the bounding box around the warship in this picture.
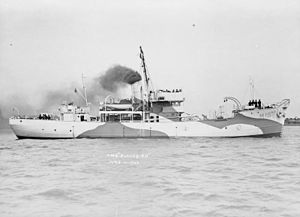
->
[9,47,290,139]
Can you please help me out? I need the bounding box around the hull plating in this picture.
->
[9,113,283,139]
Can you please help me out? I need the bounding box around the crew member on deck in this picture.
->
[249,100,254,106]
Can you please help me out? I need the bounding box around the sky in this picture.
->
[0,0,300,118]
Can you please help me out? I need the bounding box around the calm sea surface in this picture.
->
[1,127,300,217]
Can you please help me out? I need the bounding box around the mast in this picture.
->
[139,46,149,94]
[82,73,88,106]
[139,46,154,105]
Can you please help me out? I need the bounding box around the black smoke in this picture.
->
[0,65,142,119]
[40,65,141,110]
[98,65,142,92]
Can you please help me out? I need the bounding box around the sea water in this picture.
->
[0,127,300,217]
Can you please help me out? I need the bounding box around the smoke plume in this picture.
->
[0,64,142,121]
[40,64,141,111]
[98,65,142,92]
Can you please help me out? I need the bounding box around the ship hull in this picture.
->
[9,113,283,139]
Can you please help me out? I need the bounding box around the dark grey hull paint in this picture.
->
[78,122,169,138]
[16,136,73,140]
